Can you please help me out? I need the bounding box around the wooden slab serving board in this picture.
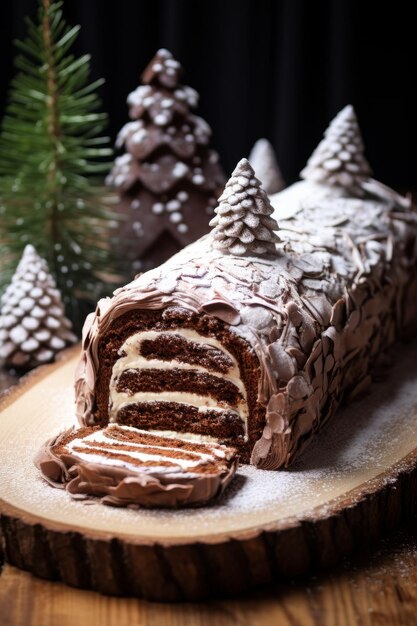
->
[1,344,417,601]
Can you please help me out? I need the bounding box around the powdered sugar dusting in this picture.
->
[1,342,417,540]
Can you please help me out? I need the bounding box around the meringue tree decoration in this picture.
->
[210,159,280,256]
[0,245,76,369]
[0,0,120,327]
[300,105,372,197]
[248,138,285,194]
[301,105,412,208]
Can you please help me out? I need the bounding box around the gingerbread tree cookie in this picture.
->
[0,245,76,369]
[300,105,372,197]
[249,138,285,194]
[107,49,225,274]
[210,159,280,256]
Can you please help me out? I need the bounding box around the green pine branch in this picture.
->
[0,0,125,330]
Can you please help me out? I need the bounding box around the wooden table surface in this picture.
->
[1,370,417,626]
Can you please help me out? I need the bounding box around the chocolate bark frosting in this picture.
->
[75,110,417,471]
[35,425,238,508]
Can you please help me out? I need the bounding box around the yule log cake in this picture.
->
[71,105,417,473]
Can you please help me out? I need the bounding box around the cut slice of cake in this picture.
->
[35,424,238,508]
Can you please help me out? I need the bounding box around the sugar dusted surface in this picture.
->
[1,344,417,540]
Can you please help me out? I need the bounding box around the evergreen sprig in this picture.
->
[0,0,122,329]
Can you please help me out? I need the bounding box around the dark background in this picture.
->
[1,0,416,189]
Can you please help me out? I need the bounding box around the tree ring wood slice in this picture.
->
[1,343,417,601]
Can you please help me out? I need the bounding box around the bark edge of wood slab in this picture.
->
[1,347,417,602]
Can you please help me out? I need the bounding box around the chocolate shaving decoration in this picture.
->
[0,245,76,369]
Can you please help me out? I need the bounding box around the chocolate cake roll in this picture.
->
[35,424,237,508]
[75,107,417,470]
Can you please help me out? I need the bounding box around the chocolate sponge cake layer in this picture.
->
[115,369,243,406]
[140,333,234,373]
[117,402,246,443]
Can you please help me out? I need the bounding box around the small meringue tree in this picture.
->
[210,159,280,256]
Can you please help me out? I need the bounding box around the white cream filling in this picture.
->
[144,428,227,449]
[66,427,222,472]
[109,424,227,453]
[108,329,249,437]
[109,391,242,417]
